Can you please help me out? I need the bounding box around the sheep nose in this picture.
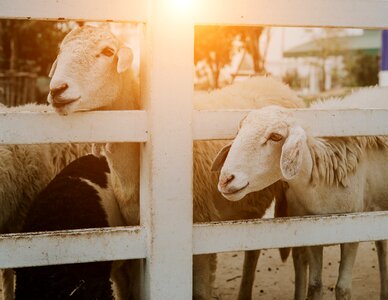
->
[219,174,235,188]
[50,83,68,98]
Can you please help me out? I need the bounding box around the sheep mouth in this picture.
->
[221,182,249,196]
[52,97,80,108]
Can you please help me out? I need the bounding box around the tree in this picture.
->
[194,26,264,89]
[343,50,379,87]
[0,20,71,75]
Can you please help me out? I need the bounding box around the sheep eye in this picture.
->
[101,47,115,57]
[268,133,283,142]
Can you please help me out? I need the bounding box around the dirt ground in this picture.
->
[215,242,381,300]
[213,203,382,300]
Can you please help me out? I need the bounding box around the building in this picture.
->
[283,30,381,93]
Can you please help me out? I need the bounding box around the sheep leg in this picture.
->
[237,250,261,300]
[293,247,308,300]
[193,254,216,300]
[375,240,388,300]
[111,261,132,300]
[127,259,142,300]
[1,269,15,300]
[306,245,323,300]
[336,243,358,300]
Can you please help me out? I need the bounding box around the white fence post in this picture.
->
[140,0,194,298]
[1,1,388,298]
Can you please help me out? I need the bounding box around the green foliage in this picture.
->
[343,51,379,87]
[0,20,71,75]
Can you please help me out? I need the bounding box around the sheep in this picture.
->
[47,24,304,299]
[212,86,388,300]
[0,103,92,300]
[193,78,303,299]
[15,154,126,300]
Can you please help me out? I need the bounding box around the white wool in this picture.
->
[194,76,304,110]
[50,25,304,300]
[311,86,388,109]
[217,86,388,299]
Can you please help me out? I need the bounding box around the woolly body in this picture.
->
[48,25,304,299]
[215,87,388,300]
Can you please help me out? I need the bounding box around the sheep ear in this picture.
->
[280,126,306,180]
[211,143,232,172]
[117,47,133,73]
[48,58,57,78]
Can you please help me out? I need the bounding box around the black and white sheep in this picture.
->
[47,24,304,299]
[15,154,125,300]
[0,103,92,300]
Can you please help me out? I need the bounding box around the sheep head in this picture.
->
[48,25,134,115]
[212,106,308,201]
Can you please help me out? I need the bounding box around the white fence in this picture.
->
[0,0,388,298]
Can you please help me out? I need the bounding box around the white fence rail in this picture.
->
[1,0,388,299]
[2,211,388,269]
[2,0,388,28]
[2,108,388,144]
[0,110,148,144]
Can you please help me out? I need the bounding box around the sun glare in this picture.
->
[170,0,193,12]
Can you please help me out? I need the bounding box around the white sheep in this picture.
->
[47,24,304,299]
[15,154,125,300]
[0,103,92,300]
[212,87,388,300]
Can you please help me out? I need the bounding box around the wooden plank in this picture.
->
[193,109,388,140]
[194,0,388,28]
[2,0,388,28]
[2,108,387,144]
[0,0,147,22]
[193,211,388,254]
[2,211,388,268]
[139,0,194,298]
[0,226,146,268]
[0,110,148,144]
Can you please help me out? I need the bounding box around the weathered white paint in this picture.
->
[1,108,388,144]
[0,0,147,22]
[139,0,194,299]
[1,1,388,298]
[194,0,388,28]
[193,211,388,254]
[3,0,388,28]
[2,210,388,268]
[193,109,388,140]
[0,226,146,268]
[0,110,148,144]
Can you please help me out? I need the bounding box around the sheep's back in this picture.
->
[193,76,305,110]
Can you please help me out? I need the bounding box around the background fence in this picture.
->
[0,0,388,298]
[0,72,37,106]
